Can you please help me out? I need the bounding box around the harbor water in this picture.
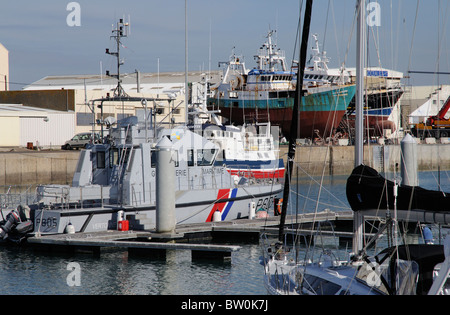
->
[0,171,449,295]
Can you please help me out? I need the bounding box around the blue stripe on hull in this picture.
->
[221,188,238,220]
[209,85,356,113]
[365,108,393,116]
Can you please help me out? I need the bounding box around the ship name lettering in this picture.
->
[176,169,187,177]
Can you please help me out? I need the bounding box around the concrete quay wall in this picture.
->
[0,150,79,186]
[282,143,450,176]
[1,143,450,186]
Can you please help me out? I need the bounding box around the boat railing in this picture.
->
[244,137,274,151]
[0,185,37,209]
[36,185,112,210]
[260,234,301,295]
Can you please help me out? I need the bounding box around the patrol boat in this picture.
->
[0,97,282,241]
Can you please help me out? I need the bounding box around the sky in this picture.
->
[0,0,448,90]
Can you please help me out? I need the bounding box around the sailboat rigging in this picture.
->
[261,0,450,295]
[279,0,314,242]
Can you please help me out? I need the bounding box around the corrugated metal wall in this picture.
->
[20,113,75,147]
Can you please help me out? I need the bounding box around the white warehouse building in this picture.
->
[0,104,74,148]
[0,71,221,140]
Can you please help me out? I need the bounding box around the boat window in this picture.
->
[197,149,217,166]
[269,92,278,99]
[172,150,179,167]
[303,274,341,295]
[151,150,157,168]
[109,148,119,167]
[187,149,195,166]
[97,151,106,169]
[121,149,131,165]
[111,148,130,167]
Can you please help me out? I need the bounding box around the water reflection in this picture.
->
[0,171,449,295]
[0,245,268,295]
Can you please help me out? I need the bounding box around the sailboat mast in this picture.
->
[279,0,313,242]
[355,0,365,167]
[352,0,366,254]
[185,0,189,124]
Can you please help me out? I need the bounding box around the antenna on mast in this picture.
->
[105,17,131,98]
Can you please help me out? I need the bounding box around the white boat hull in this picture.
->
[29,184,281,235]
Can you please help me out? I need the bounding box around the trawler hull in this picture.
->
[209,85,356,139]
[340,89,404,137]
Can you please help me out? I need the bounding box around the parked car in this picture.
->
[61,133,100,150]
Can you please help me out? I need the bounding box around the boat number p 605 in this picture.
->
[36,217,58,228]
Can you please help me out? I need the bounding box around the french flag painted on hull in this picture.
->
[206,188,238,222]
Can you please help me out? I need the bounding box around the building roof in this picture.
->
[0,103,71,115]
[23,71,222,94]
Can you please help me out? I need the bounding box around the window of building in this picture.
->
[77,113,94,126]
